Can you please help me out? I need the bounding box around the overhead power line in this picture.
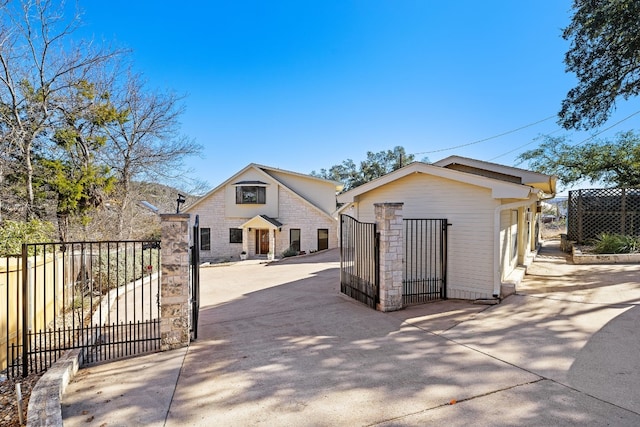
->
[413,115,556,155]
[489,128,565,162]
[508,109,640,167]
[573,109,640,146]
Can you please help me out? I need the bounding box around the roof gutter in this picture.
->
[492,192,539,298]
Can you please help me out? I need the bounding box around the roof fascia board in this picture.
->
[241,215,281,230]
[187,163,338,222]
[255,163,344,190]
[433,155,553,185]
[185,164,274,212]
[337,162,535,203]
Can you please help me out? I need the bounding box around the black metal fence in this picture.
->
[190,215,200,341]
[568,188,640,243]
[340,215,379,309]
[403,219,449,304]
[1,240,161,377]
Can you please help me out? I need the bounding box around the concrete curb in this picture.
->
[572,245,640,264]
[26,348,82,427]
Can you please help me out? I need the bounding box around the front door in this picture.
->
[256,229,270,254]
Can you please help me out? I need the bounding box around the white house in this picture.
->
[184,164,342,262]
[337,156,556,302]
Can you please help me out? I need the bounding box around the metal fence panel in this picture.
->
[340,215,379,309]
[403,219,448,304]
[2,240,161,377]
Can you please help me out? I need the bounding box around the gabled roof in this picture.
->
[184,163,340,219]
[241,215,283,229]
[252,163,344,191]
[233,180,268,186]
[337,161,541,204]
[433,155,556,195]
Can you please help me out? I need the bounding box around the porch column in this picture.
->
[242,227,249,256]
[160,213,191,350]
[375,202,404,312]
[269,228,276,259]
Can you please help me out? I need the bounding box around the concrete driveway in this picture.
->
[62,243,640,426]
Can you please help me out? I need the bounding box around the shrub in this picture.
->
[590,233,640,254]
[92,246,160,293]
[281,246,298,258]
[0,219,56,256]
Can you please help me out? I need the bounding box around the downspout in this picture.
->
[493,192,539,298]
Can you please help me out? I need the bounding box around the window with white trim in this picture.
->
[236,186,266,204]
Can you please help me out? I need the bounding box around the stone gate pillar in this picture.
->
[160,213,191,350]
[375,202,404,312]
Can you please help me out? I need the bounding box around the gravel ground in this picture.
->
[0,371,43,427]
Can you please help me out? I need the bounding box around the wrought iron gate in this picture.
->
[340,215,379,309]
[2,240,161,377]
[190,215,200,341]
[403,219,449,304]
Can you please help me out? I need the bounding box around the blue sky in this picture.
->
[78,1,640,192]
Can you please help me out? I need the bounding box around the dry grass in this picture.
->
[541,221,567,240]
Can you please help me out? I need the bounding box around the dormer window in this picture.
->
[235,181,267,204]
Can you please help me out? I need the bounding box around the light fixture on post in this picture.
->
[176,194,186,213]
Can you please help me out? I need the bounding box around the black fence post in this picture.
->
[21,243,28,378]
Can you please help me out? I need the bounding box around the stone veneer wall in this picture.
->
[194,189,247,262]
[277,187,338,255]
[375,203,404,312]
[159,213,191,350]
[194,185,338,262]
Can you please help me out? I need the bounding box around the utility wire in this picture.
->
[489,128,565,162]
[489,109,640,165]
[413,115,556,155]
[572,109,640,146]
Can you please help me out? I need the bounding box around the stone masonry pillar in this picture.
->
[375,202,404,312]
[160,213,191,350]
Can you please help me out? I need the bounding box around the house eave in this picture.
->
[241,215,283,230]
[336,162,545,204]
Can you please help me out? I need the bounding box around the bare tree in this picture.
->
[102,70,202,238]
[0,0,122,220]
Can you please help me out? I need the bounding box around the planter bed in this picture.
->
[572,245,640,264]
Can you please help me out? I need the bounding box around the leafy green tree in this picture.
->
[312,146,420,191]
[518,131,640,188]
[559,0,640,130]
[39,79,121,241]
[0,0,121,220]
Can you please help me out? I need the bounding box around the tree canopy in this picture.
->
[517,130,640,188]
[559,0,640,130]
[312,146,425,192]
[0,0,201,240]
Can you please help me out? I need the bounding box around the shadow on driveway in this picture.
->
[63,244,640,426]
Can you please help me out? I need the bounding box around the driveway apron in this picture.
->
[62,244,640,426]
[164,250,533,426]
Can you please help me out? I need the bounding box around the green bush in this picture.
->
[93,246,160,293]
[0,219,56,256]
[590,233,640,254]
[281,246,299,258]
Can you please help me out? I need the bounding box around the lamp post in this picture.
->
[176,193,186,213]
